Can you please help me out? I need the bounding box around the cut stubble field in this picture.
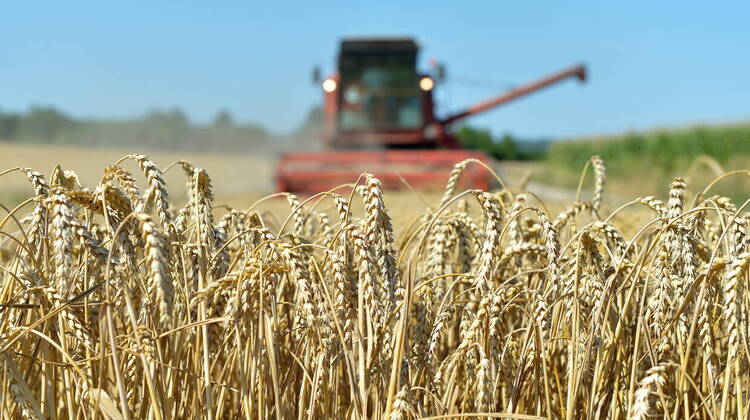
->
[0,143,276,202]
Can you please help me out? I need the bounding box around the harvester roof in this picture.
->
[339,37,418,56]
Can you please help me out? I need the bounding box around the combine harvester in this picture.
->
[276,37,586,193]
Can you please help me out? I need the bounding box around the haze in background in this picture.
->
[2,1,749,140]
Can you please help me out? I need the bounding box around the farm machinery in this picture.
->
[275,37,586,193]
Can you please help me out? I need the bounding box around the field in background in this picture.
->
[543,121,750,198]
[549,122,750,171]
[0,142,691,236]
[0,143,276,204]
[0,143,474,233]
[0,142,536,203]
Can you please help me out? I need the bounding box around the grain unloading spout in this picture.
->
[441,64,587,126]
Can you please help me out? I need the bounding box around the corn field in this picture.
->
[1,154,749,419]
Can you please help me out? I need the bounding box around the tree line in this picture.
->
[0,105,550,158]
[0,106,270,153]
[455,125,549,160]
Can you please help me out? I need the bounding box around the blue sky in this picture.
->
[2,1,749,139]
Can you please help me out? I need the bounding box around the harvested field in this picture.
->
[0,143,276,202]
[0,153,748,419]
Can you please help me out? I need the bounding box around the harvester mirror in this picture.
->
[312,66,321,85]
[435,62,446,82]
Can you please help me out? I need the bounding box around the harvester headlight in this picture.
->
[419,76,434,91]
[322,78,337,93]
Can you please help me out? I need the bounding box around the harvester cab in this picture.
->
[323,38,445,150]
[276,37,586,193]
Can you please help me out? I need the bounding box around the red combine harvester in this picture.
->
[275,37,586,193]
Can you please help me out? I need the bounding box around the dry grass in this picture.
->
[0,152,749,419]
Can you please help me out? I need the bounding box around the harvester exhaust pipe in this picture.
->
[441,63,587,125]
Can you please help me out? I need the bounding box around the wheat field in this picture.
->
[0,153,748,419]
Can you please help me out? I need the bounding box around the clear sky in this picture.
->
[2,1,749,139]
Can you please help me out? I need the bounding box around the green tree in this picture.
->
[143,108,189,128]
[496,133,519,160]
[213,109,234,127]
[456,126,530,160]
[18,106,75,141]
[456,125,493,152]
[0,109,20,139]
